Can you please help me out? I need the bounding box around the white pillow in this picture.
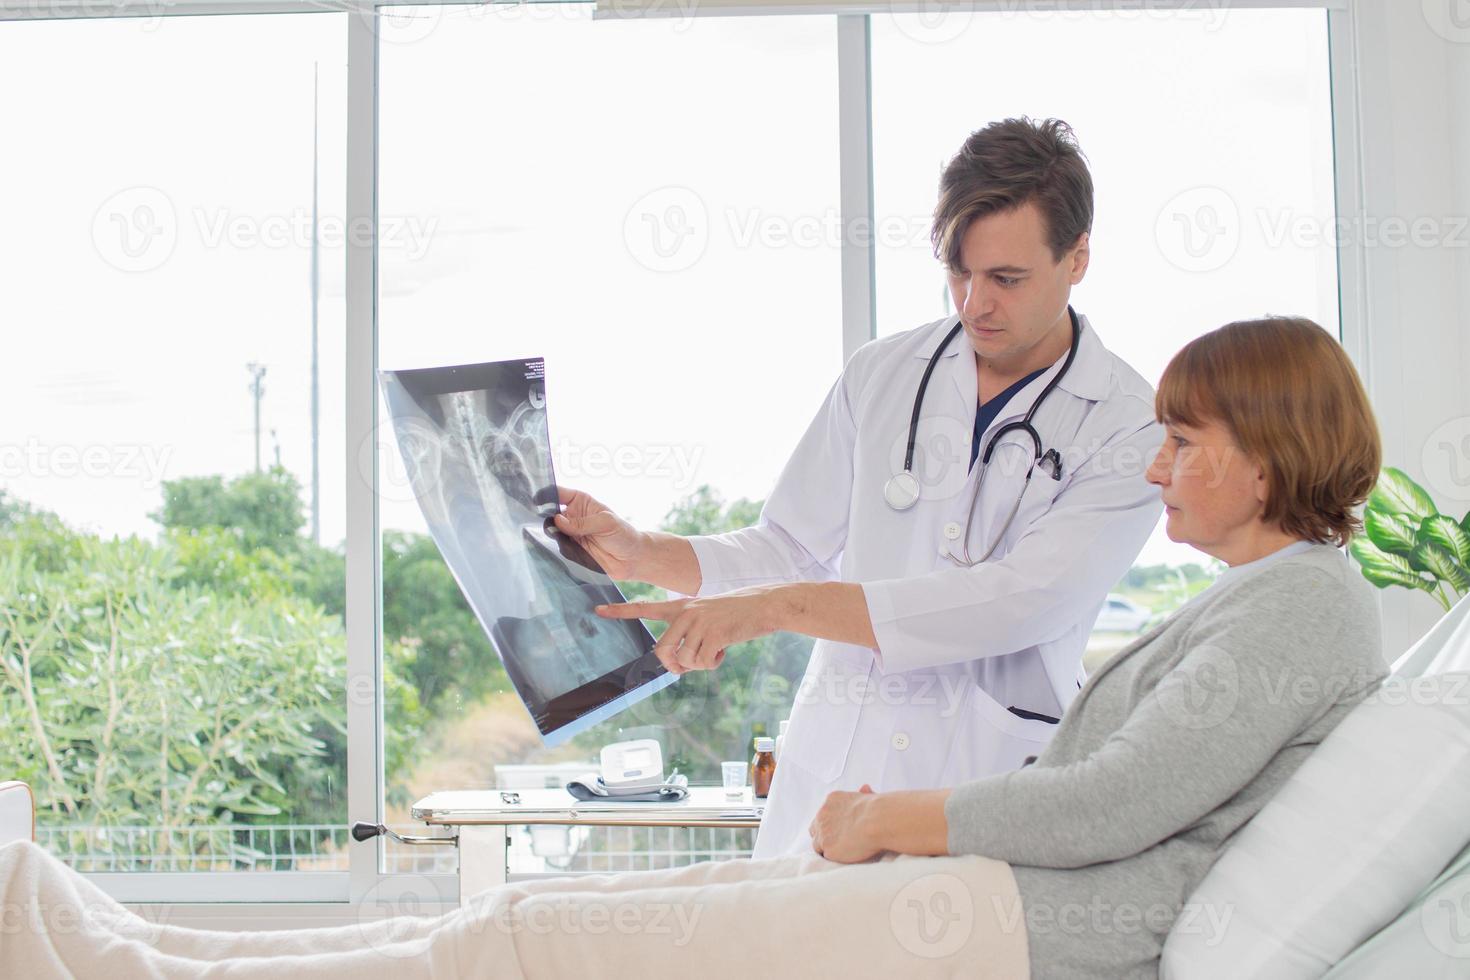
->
[1161,672,1470,980]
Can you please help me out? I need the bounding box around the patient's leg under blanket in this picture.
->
[0,841,1028,979]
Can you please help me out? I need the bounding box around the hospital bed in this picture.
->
[3,600,1469,978]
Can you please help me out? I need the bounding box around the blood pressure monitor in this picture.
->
[599,739,664,790]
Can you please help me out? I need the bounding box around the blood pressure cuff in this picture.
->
[565,773,690,803]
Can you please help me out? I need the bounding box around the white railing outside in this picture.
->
[41,822,754,877]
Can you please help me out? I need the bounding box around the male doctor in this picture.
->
[556,117,1163,859]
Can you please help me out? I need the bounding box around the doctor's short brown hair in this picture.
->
[931,117,1094,271]
[1155,316,1381,547]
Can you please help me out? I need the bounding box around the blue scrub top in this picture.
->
[970,367,1047,471]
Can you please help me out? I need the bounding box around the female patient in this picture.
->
[804,314,1387,976]
[0,317,1385,980]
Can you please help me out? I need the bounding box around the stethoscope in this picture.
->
[883,306,1082,567]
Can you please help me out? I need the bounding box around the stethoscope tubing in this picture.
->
[888,307,1083,562]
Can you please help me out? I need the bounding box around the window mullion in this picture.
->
[345,5,384,904]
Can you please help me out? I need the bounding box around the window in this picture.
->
[0,0,1347,899]
[0,13,349,897]
[376,5,841,860]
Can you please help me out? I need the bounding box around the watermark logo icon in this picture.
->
[884,0,975,46]
[1422,415,1470,503]
[361,416,446,506]
[1423,0,1470,44]
[1423,873,1470,958]
[1155,186,1240,273]
[890,872,974,959]
[1156,645,1239,731]
[623,186,709,273]
[92,186,177,273]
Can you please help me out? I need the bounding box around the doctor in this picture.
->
[558,117,1163,859]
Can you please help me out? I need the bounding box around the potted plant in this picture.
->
[1350,467,1470,612]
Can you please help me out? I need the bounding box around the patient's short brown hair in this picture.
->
[1155,317,1381,546]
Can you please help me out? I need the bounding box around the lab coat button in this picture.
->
[891,732,910,751]
[943,522,963,541]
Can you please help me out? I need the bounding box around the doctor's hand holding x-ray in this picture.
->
[554,117,1164,860]
[554,488,878,674]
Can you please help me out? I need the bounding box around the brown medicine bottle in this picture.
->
[752,737,776,798]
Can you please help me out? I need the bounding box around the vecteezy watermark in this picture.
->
[1156,185,1470,272]
[1423,871,1470,958]
[1421,415,1470,504]
[1155,186,1241,273]
[595,0,702,31]
[792,669,973,719]
[92,186,438,273]
[0,438,175,489]
[623,187,710,274]
[725,208,931,252]
[361,2,444,46]
[622,189,935,273]
[357,879,706,960]
[1422,0,1470,45]
[355,874,453,960]
[1155,644,1241,731]
[0,877,173,944]
[360,416,445,506]
[992,893,1234,944]
[884,0,1232,46]
[485,896,705,945]
[1154,659,1430,734]
[92,186,178,274]
[1258,210,1470,250]
[4,0,172,29]
[890,872,975,959]
[552,438,706,493]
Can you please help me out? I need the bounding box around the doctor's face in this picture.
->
[945,200,1089,370]
[1146,418,1269,557]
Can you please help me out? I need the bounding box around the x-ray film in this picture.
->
[379,358,675,746]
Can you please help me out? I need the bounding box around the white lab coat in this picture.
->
[686,312,1164,859]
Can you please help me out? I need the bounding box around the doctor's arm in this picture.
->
[602,417,1166,671]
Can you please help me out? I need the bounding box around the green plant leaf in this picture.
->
[1364,508,1419,557]
[1350,538,1438,593]
[1367,467,1438,521]
[1419,515,1470,570]
[1413,541,1470,594]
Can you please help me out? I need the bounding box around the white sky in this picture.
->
[1,5,1336,574]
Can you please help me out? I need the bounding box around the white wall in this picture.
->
[1339,0,1470,656]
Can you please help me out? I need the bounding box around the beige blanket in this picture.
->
[0,840,1029,978]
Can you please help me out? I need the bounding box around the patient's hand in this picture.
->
[809,784,883,863]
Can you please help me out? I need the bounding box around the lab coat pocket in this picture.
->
[781,642,869,782]
[938,682,1058,784]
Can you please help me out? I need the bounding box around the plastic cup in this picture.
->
[721,761,747,800]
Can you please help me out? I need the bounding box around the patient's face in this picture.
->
[1146,417,1269,561]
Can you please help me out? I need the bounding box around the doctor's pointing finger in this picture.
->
[557,117,1161,859]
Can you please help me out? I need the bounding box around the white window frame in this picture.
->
[0,0,1361,920]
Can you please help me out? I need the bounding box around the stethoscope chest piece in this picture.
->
[883,471,921,511]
